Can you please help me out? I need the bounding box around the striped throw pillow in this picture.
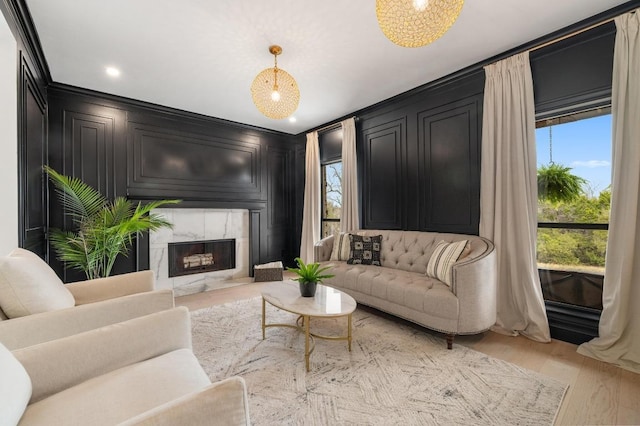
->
[330,232,352,261]
[426,240,468,287]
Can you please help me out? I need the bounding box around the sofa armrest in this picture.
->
[0,289,174,350]
[119,377,250,426]
[314,235,334,262]
[67,270,156,305]
[13,306,192,403]
[450,238,498,334]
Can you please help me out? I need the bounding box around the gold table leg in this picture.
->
[348,313,352,351]
[304,315,310,372]
[261,297,266,340]
[261,298,354,372]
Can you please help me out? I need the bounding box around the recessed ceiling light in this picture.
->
[289,116,297,123]
[105,67,120,77]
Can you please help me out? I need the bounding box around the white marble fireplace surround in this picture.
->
[150,208,250,296]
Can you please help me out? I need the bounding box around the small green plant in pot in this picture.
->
[287,257,334,297]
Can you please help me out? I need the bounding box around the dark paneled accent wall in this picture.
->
[20,55,47,255]
[47,85,299,280]
[2,0,50,258]
[46,95,128,281]
[61,106,126,199]
[126,115,263,202]
[417,96,481,234]
[265,145,293,261]
[361,118,407,230]
[357,71,485,234]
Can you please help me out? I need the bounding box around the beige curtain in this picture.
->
[340,117,359,232]
[578,10,640,374]
[479,51,551,343]
[299,131,321,262]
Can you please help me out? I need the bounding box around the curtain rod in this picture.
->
[487,8,637,67]
[312,116,358,134]
[528,16,616,53]
[529,8,637,54]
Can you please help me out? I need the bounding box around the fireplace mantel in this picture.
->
[149,208,250,296]
[131,199,267,210]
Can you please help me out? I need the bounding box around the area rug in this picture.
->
[191,298,567,425]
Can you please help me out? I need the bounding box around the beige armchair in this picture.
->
[0,248,174,350]
[0,307,250,426]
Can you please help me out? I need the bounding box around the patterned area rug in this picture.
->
[191,298,567,425]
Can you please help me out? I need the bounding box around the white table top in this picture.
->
[261,280,357,317]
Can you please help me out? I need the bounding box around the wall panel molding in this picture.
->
[265,145,292,263]
[127,121,263,201]
[361,118,406,230]
[267,145,290,228]
[417,96,481,234]
[19,53,46,256]
[64,110,117,198]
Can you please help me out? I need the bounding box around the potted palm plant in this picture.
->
[287,257,334,297]
[45,166,180,279]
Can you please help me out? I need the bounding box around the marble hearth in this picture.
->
[149,208,249,296]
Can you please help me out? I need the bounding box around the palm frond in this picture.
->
[44,166,106,223]
[107,197,135,227]
[133,199,181,216]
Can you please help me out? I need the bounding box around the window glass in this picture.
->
[321,161,342,238]
[535,109,611,309]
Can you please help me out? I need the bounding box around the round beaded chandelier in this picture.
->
[250,45,300,120]
[376,0,465,48]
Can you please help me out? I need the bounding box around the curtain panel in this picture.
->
[479,51,551,343]
[299,131,321,262]
[340,117,359,232]
[578,10,640,374]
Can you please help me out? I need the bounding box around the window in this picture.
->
[319,126,343,238]
[535,108,611,310]
[321,161,342,238]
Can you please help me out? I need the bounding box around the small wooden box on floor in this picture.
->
[254,261,283,282]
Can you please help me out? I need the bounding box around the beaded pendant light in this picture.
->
[250,45,300,119]
[376,0,464,48]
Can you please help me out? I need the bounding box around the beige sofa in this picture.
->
[0,248,174,350]
[315,230,497,348]
[0,307,250,426]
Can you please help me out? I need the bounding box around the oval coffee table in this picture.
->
[261,280,357,371]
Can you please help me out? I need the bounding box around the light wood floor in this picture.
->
[176,282,640,426]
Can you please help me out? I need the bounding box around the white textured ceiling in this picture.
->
[26,0,629,135]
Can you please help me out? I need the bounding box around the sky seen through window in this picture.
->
[535,114,612,195]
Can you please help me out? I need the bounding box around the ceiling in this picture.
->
[26,0,630,135]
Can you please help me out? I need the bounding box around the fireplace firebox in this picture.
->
[168,239,236,278]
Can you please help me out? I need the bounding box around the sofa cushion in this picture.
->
[330,232,353,261]
[347,235,381,266]
[426,240,468,286]
[19,348,211,426]
[322,263,458,320]
[361,230,435,274]
[0,248,75,318]
[0,342,32,425]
